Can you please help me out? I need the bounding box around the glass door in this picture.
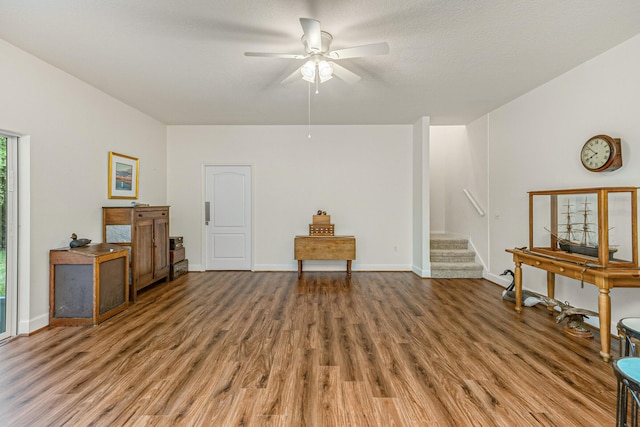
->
[0,134,16,340]
[0,136,7,336]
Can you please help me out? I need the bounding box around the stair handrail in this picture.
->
[463,189,485,217]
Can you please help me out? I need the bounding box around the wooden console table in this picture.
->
[507,248,640,362]
[294,236,356,278]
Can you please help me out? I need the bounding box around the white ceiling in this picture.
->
[1,1,639,126]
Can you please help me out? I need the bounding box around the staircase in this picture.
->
[430,234,483,278]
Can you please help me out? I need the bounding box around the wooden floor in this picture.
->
[0,271,619,426]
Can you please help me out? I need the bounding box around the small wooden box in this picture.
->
[170,247,185,264]
[170,236,184,250]
[313,215,331,224]
[309,223,335,236]
[170,259,189,280]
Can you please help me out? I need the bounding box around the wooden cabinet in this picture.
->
[49,244,129,326]
[103,206,170,301]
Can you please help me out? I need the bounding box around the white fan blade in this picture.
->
[330,62,361,84]
[328,42,389,59]
[245,52,307,59]
[281,67,302,85]
[300,18,322,52]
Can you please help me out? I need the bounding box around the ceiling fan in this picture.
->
[244,18,390,87]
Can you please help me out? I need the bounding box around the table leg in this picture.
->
[347,260,352,278]
[546,272,556,315]
[598,287,611,362]
[297,260,302,279]
[514,260,523,313]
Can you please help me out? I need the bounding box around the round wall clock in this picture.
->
[580,134,622,172]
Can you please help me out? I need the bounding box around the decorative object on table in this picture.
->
[533,293,598,338]
[69,233,91,248]
[169,236,188,280]
[309,210,334,236]
[580,134,622,172]
[108,152,139,199]
[527,187,637,269]
[500,269,543,307]
[545,196,618,261]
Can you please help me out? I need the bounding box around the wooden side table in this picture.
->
[507,248,640,362]
[294,235,356,278]
[49,243,129,326]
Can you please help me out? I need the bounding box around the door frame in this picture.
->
[201,163,254,271]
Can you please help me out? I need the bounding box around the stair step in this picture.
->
[430,262,483,279]
[429,235,483,278]
[430,249,476,263]
[430,238,468,250]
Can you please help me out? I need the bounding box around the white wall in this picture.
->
[412,117,430,276]
[167,125,413,272]
[428,126,447,234]
[487,33,640,333]
[0,39,166,332]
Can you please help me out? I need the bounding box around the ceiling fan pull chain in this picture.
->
[308,82,311,139]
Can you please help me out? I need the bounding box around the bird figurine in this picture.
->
[69,233,91,248]
[531,294,598,335]
[500,269,543,307]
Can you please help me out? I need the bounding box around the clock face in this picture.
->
[581,137,613,171]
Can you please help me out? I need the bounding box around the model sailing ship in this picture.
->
[554,198,617,260]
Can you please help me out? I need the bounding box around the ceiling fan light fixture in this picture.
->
[318,60,333,82]
[301,60,316,82]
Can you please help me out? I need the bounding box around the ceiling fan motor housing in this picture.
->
[302,31,333,54]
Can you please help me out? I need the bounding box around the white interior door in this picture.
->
[205,165,252,270]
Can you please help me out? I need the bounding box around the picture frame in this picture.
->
[108,152,139,199]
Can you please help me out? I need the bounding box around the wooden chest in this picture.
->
[170,259,189,280]
[170,247,185,263]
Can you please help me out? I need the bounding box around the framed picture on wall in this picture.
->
[108,152,139,199]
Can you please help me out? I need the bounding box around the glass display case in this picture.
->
[529,187,638,268]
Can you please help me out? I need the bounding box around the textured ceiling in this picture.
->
[1,1,639,125]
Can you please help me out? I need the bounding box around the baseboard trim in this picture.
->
[253,263,413,272]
